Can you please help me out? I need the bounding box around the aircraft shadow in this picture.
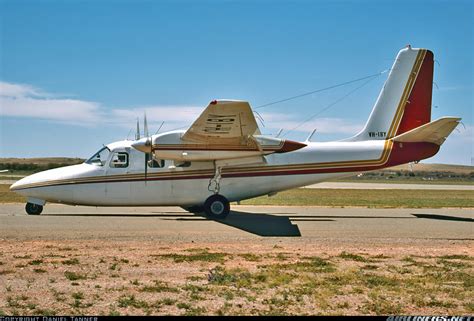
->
[412,213,473,223]
[162,211,308,237]
[212,210,304,237]
[46,210,305,237]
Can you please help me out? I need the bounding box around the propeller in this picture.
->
[135,117,141,140]
[132,112,165,185]
[143,112,150,183]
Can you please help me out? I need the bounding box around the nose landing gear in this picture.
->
[25,203,43,215]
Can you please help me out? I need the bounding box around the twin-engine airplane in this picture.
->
[11,47,461,218]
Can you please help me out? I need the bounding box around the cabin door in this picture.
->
[105,150,132,200]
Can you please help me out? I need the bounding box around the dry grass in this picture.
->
[0,241,472,316]
[0,185,26,203]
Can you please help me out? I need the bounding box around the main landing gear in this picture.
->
[182,194,231,219]
[204,194,230,219]
[25,202,43,215]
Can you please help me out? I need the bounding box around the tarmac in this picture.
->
[0,204,472,243]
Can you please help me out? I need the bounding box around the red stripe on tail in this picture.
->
[396,50,434,135]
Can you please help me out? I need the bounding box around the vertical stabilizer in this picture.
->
[349,46,434,141]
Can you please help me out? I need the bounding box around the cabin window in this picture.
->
[176,161,191,168]
[110,152,129,168]
[147,158,165,168]
[85,146,111,166]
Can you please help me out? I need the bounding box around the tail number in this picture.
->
[369,131,387,138]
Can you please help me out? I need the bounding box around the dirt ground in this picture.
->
[1,239,472,316]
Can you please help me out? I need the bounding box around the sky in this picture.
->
[0,0,473,165]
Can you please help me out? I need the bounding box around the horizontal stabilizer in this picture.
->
[391,117,461,145]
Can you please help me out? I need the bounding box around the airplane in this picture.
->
[10,46,461,218]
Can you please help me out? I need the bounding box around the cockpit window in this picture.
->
[85,147,111,166]
[147,158,165,168]
[110,152,129,168]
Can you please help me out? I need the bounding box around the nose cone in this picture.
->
[9,178,25,191]
[9,173,43,192]
[131,137,152,153]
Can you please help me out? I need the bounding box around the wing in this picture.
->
[181,100,261,145]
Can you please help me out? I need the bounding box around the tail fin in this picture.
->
[350,46,434,141]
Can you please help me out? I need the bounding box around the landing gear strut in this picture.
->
[204,194,230,219]
[25,203,43,215]
[208,161,222,194]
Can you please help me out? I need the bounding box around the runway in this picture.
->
[1,204,472,243]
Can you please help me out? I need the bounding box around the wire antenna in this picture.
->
[254,70,389,110]
[282,75,380,137]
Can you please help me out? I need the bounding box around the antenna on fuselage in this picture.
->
[155,121,165,135]
[275,128,283,138]
[305,128,317,142]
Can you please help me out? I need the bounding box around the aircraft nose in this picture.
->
[10,178,26,191]
[131,137,152,153]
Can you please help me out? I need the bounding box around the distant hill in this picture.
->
[0,157,85,165]
[384,163,473,175]
[0,157,85,173]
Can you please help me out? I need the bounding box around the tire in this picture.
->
[204,194,230,219]
[25,203,43,215]
[181,205,204,214]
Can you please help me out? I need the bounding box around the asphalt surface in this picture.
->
[0,204,472,244]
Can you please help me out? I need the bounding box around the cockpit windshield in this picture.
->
[85,146,111,166]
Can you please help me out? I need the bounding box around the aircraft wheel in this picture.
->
[25,203,43,215]
[181,205,204,214]
[204,194,230,219]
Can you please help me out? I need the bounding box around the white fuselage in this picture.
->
[10,138,395,207]
[10,47,452,210]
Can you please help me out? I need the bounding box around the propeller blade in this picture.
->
[135,118,141,140]
[144,112,149,138]
[144,152,149,184]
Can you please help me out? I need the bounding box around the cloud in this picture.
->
[0,81,202,128]
[0,81,101,124]
[0,82,43,97]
